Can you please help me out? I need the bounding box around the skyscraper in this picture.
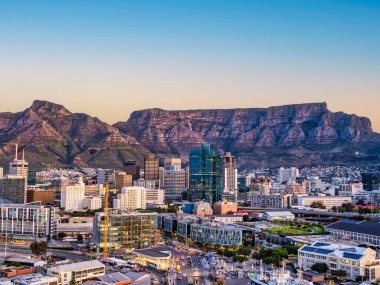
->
[222,152,238,201]
[123,160,141,181]
[189,144,223,203]
[144,154,159,181]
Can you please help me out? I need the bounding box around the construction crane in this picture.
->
[103,181,109,258]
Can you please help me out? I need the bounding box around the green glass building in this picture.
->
[189,144,223,203]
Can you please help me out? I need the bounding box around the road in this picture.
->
[0,245,90,262]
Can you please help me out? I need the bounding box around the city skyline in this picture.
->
[0,1,379,130]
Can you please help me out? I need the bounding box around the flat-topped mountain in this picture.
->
[0,100,379,170]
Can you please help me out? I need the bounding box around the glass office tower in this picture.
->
[189,144,223,203]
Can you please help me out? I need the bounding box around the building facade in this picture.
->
[113,187,147,210]
[250,193,292,208]
[144,154,159,181]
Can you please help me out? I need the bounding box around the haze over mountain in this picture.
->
[0,100,379,170]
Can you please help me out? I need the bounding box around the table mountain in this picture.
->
[115,102,380,168]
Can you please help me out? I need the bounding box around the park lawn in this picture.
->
[266,225,312,235]
[312,225,325,234]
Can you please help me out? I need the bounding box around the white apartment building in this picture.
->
[9,149,28,180]
[60,178,85,211]
[113,186,147,210]
[146,188,165,206]
[82,196,102,210]
[249,193,292,208]
[298,196,351,209]
[299,242,380,282]
[279,167,299,183]
[47,260,105,285]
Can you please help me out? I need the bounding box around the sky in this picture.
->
[0,0,379,130]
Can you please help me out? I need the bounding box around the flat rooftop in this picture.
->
[132,246,171,259]
[50,260,104,272]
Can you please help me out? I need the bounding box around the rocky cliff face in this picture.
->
[0,100,147,170]
[0,101,378,170]
[115,103,379,168]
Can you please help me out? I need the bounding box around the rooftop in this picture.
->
[50,260,104,272]
[132,246,171,259]
[264,211,294,217]
[327,220,380,236]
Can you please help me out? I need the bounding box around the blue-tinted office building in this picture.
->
[188,144,223,204]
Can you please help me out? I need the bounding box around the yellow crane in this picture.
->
[103,181,109,258]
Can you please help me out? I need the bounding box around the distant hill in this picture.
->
[0,100,379,170]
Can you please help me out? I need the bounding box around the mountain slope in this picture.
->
[0,100,147,170]
[115,102,380,168]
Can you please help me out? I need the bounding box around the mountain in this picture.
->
[0,100,147,170]
[115,102,380,168]
[0,101,379,170]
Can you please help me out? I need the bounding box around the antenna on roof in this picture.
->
[14,144,18,160]
[22,149,25,161]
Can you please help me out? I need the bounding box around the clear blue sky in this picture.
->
[0,0,379,129]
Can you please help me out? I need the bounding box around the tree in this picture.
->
[311,263,329,274]
[70,278,78,285]
[58,232,67,240]
[233,255,248,263]
[237,246,252,256]
[77,234,84,242]
[310,201,326,209]
[341,202,354,212]
[331,270,346,277]
[264,247,288,267]
[30,241,48,257]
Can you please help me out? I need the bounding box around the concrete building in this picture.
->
[93,210,157,253]
[326,220,380,246]
[0,176,27,204]
[164,158,182,170]
[279,167,299,184]
[27,188,55,205]
[298,196,352,209]
[339,181,364,197]
[82,196,102,210]
[250,193,292,208]
[115,171,133,190]
[286,182,307,196]
[60,178,86,211]
[123,160,140,181]
[262,211,295,221]
[0,204,58,244]
[212,215,243,224]
[12,273,58,285]
[213,200,238,215]
[144,154,159,181]
[132,246,172,270]
[193,201,213,216]
[113,187,147,210]
[162,168,186,202]
[145,188,165,207]
[249,178,271,195]
[299,242,380,282]
[47,260,105,285]
[9,147,28,180]
[222,152,238,201]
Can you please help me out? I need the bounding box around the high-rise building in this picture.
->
[113,187,147,210]
[249,178,271,195]
[278,167,299,183]
[96,168,116,188]
[189,144,223,203]
[144,155,159,180]
[9,147,28,180]
[162,168,186,202]
[0,176,27,204]
[0,204,59,243]
[222,152,238,201]
[115,171,133,190]
[93,210,157,253]
[60,177,86,211]
[123,160,140,181]
[164,158,182,170]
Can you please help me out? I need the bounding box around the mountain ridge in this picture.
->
[0,100,379,170]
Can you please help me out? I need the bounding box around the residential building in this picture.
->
[132,246,172,270]
[286,182,307,196]
[262,211,295,221]
[0,204,58,244]
[298,242,380,282]
[47,260,105,285]
[12,273,58,285]
[0,176,27,204]
[189,144,223,204]
[82,196,102,210]
[213,199,238,215]
[93,210,157,253]
[144,154,159,181]
[250,193,292,208]
[326,220,380,246]
[145,188,165,207]
[298,196,351,209]
[279,167,299,184]
[113,187,147,210]
[60,177,85,211]
[249,178,271,195]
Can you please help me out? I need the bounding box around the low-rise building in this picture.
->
[82,196,102,210]
[193,201,213,216]
[250,193,292,208]
[213,200,238,215]
[12,273,58,285]
[132,246,172,270]
[262,211,295,221]
[298,196,352,209]
[47,260,105,285]
[298,242,380,282]
[326,220,380,246]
